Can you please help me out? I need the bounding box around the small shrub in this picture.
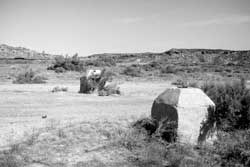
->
[54,55,66,66]
[142,61,162,71]
[51,86,68,93]
[233,70,241,73]
[98,88,120,96]
[57,128,67,138]
[214,68,223,72]
[98,80,121,96]
[157,120,178,143]
[54,67,66,73]
[133,118,158,135]
[171,79,188,88]
[160,65,176,74]
[198,55,206,63]
[122,66,141,77]
[13,69,47,84]
[225,69,232,73]
[132,117,178,143]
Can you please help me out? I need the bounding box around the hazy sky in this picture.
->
[0,0,250,56]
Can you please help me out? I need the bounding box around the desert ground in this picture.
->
[0,60,250,166]
[0,64,178,166]
[0,77,171,146]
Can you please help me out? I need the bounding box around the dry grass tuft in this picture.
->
[51,86,68,93]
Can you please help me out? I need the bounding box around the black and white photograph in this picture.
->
[0,0,250,166]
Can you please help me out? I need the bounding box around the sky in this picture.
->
[0,0,250,56]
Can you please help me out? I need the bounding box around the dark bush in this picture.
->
[214,68,223,72]
[198,55,206,62]
[54,67,65,73]
[225,69,232,73]
[71,53,80,65]
[157,120,178,143]
[47,54,85,72]
[201,79,250,131]
[160,65,176,74]
[133,118,158,135]
[233,70,241,73]
[142,61,162,71]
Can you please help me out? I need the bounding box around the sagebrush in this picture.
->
[13,69,47,84]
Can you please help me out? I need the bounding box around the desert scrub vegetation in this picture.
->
[47,53,86,73]
[0,144,25,167]
[84,56,116,67]
[201,78,250,131]
[171,78,188,88]
[121,79,250,167]
[0,117,249,167]
[212,130,250,167]
[110,120,216,167]
[13,68,47,84]
[51,86,68,93]
[117,118,250,167]
[142,61,162,71]
[98,84,121,96]
[121,65,142,77]
[160,65,177,74]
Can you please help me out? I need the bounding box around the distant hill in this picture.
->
[0,44,57,60]
[85,48,250,67]
[1,44,250,67]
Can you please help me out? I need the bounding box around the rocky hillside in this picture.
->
[0,44,57,60]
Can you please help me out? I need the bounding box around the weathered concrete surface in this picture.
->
[177,88,215,144]
[151,88,215,144]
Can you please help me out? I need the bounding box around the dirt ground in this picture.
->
[0,70,175,166]
[0,75,172,148]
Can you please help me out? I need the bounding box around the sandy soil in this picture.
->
[0,79,172,147]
